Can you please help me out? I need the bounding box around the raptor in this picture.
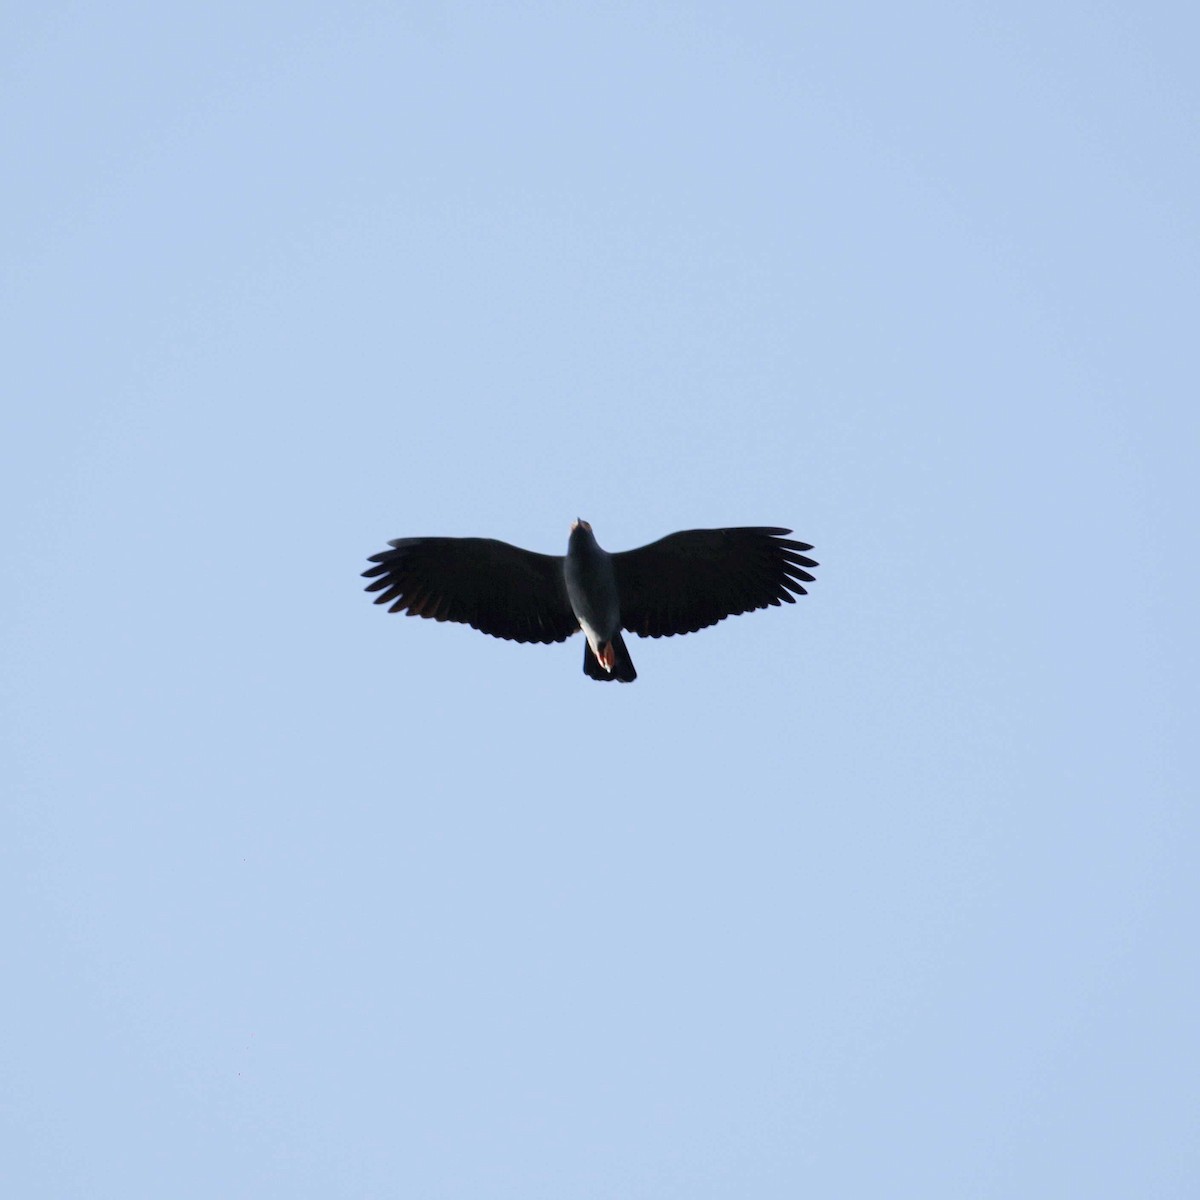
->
[363,521,818,682]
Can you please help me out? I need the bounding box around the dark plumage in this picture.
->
[363,521,817,682]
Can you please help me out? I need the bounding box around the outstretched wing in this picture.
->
[362,537,578,644]
[613,527,817,638]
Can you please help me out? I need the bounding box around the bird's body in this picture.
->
[363,520,817,682]
[562,521,636,681]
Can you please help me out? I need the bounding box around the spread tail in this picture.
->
[582,631,637,683]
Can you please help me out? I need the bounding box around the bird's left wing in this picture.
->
[363,537,578,644]
[613,527,817,637]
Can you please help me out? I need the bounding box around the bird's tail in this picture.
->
[583,631,637,683]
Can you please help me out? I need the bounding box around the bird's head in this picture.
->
[568,518,596,552]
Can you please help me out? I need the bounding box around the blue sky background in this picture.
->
[4,3,1196,1196]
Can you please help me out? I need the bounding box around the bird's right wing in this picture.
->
[613,527,817,637]
[363,537,578,644]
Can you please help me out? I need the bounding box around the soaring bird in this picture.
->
[363,521,818,683]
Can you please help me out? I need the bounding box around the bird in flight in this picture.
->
[363,521,818,682]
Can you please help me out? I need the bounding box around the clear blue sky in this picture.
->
[4,3,1196,1196]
